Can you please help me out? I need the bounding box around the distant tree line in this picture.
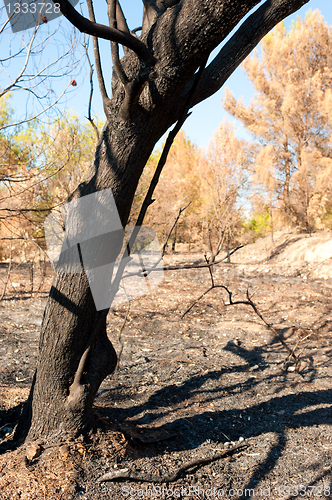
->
[1,10,331,263]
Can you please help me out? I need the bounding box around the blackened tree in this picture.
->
[19,0,309,442]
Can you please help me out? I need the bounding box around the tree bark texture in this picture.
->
[20,0,309,442]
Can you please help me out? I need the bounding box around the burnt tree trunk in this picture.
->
[19,118,169,441]
[17,0,309,442]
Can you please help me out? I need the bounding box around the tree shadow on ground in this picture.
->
[101,337,331,491]
[268,236,303,261]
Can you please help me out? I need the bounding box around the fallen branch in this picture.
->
[98,442,246,483]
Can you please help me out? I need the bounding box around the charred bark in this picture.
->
[17,0,310,442]
[18,117,168,441]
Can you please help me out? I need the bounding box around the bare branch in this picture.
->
[0,151,74,203]
[86,0,110,110]
[162,202,192,256]
[182,279,300,367]
[121,246,248,281]
[82,40,100,141]
[243,289,298,363]
[107,0,128,85]
[0,82,72,131]
[115,0,130,35]
[204,253,215,287]
[67,57,208,405]
[53,0,157,68]
[0,13,83,129]
[108,0,131,56]
[0,205,57,213]
[0,24,39,99]
[181,285,218,319]
[134,58,208,229]
[20,234,52,263]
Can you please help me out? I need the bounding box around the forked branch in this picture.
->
[178,0,309,110]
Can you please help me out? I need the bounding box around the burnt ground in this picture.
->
[0,254,331,500]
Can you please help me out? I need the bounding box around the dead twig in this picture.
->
[162,202,192,256]
[82,38,100,141]
[242,289,298,364]
[182,264,301,368]
[282,330,313,370]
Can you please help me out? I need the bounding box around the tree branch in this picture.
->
[162,202,192,256]
[86,0,110,113]
[181,0,310,108]
[182,279,300,367]
[107,0,129,85]
[53,0,157,68]
[0,24,39,99]
[0,82,72,131]
[115,0,130,35]
[82,39,100,140]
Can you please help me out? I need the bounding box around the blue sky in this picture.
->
[3,1,332,149]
